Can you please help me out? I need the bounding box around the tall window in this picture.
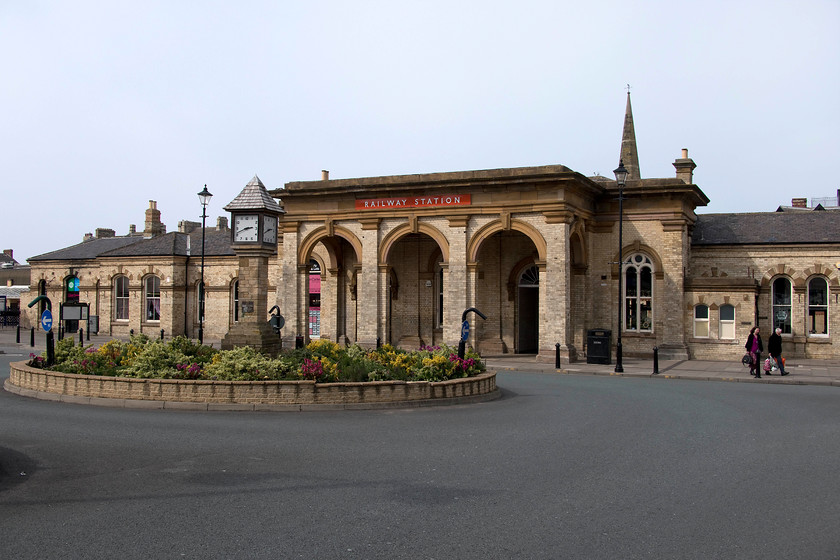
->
[808,277,828,335]
[719,304,736,339]
[114,276,129,320]
[144,276,161,321]
[624,253,653,332]
[694,305,709,337]
[232,280,239,323]
[772,277,792,334]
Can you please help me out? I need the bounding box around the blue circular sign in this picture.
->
[41,309,53,332]
[460,320,470,342]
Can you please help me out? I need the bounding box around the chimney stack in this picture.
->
[672,148,697,184]
[321,170,329,180]
[144,200,166,237]
[217,216,229,231]
[2,249,11,260]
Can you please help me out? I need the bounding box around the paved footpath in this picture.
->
[2,326,839,387]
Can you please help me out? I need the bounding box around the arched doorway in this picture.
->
[517,265,539,353]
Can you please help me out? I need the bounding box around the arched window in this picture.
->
[808,277,828,335]
[114,276,129,320]
[623,253,653,332]
[772,277,792,334]
[144,276,161,322]
[694,305,709,338]
[719,304,736,339]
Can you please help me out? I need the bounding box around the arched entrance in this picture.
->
[517,265,539,353]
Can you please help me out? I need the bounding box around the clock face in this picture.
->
[234,214,259,242]
[262,215,277,244]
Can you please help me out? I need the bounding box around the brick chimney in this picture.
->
[144,200,166,237]
[95,228,115,238]
[217,216,229,231]
[2,249,11,260]
[673,148,696,184]
[791,198,808,208]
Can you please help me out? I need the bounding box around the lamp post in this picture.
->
[197,184,213,344]
[613,161,628,373]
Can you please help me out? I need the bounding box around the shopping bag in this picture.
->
[763,358,771,372]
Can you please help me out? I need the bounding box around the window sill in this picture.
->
[689,338,739,344]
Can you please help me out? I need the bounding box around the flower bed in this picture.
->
[8,336,498,409]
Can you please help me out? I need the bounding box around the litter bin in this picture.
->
[586,329,611,364]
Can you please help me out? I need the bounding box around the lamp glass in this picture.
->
[613,162,628,185]
[198,185,213,206]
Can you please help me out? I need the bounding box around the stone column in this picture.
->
[657,220,690,359]
[357,222,380,348]
[539,216,572,362]
[278,222,300,348]
[445,216,469,347]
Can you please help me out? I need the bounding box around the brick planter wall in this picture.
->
[6,361,498,410]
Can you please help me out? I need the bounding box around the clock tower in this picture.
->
[221,175,284,354]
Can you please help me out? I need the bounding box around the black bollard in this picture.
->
[30,327,35,347]
[86,326,90,341]
[295,335,303,349]
[160,329,165,340]
[376,337,381,349]
[653,346,659,374]
[16,325,20,343]
[130,329,134,337]
[58,324,63,341]
[555,343,561,369]
[79,328,84,345]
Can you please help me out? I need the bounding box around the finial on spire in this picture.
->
[625,83,632,94]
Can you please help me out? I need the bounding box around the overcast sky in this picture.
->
[2,0,838,263]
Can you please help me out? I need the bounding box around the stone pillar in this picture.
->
[657,220,690,359]
[278,222,301,348]
[538,217,572,362]
[221,249,280,355]
[445,216,469,347]
[357,223,380,348]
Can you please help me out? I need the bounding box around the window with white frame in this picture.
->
[114,276,129,320]
[144,276,161,321]
[719,304,736,339]
[808,277,828,335]
[772,277,792,334]
[694,304,709,337]
[623,253,653,332]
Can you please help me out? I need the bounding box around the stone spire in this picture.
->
[619,91,641,180]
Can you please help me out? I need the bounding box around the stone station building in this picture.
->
[23,95,840,362]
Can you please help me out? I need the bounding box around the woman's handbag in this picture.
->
[741,354,752,367]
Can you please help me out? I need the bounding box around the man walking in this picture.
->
[768,327,789,376]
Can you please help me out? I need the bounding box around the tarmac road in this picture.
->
[1,347,839,559]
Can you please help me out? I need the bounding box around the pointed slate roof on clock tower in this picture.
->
[619,92,641,181]
[223,175,284,214]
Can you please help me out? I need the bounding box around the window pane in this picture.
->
[695,305,709,319]
[773,278,790,305]
[720,304,735,321]
[640,267,652,297]
[625,298,637,330]
[640,299,652,330]
[720,321,735,339]
[809,278,827,306]
[695,321,709,338]
[625,267,637,297]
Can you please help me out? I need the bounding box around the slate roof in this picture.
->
[224,175,284,213]
[28,236,146,261]
[28,230,235,262]
[692,212,840,245]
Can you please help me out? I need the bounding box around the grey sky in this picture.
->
[2,1,838,262]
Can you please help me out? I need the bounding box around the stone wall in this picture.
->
[7,361,498,408]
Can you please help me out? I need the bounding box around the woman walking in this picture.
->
[745,326,763,378]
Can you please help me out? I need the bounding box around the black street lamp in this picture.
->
[613,161,628,373]
[197,184,213,344]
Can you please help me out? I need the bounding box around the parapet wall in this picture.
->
[6,361,498,410]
